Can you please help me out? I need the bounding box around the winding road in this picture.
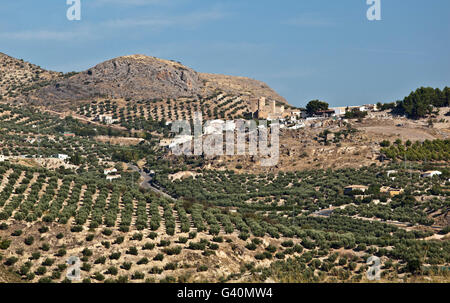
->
[127,163,177,201]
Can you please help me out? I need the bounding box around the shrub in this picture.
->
[197,265,208,272]
[149,266,163,274]
[114,236,124,244]
[245,243,257,250]
[24,236,34,246]
[0,239,11,250]
[102,229,113,236]
[38,226,49,234]
[132,233,143,241]
[82,248,93,257]
[163,246,182,256]
[55,249,66,257]
[275,252,285,259]
[105,266,118,275]
[108,252,121,260]
[35,266,47,275]
[93,272,105,281]
[81,263,92,272]
[281,240,294,248]
[132,271,145,280]
[142,242,155,250]
[4,256,18,266]
[126,246,139,256]
[12,230,23,236]
[42,258,55,266]
[121,262,132,270]
[94,256,106,264]
[164,263,177,271]
[153,254,164,261]
[137,257,149,265]
[265,245,277,253]
[40,243,50,251]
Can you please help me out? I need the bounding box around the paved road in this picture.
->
[127,163,177,201]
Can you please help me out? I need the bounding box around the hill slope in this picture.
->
[199,72,287,104]
[21,54,287,110]
[0,53,62,100]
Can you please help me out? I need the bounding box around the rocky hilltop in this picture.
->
[31,55,204,106]
[4,54,288,109]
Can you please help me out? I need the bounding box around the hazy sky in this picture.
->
[0,0,449,107]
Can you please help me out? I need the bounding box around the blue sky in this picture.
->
[0,0,449,107]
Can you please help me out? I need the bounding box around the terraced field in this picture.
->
[75,94,251,129]
[0,102,449,283]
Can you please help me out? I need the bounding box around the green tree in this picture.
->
[306,100,329,115]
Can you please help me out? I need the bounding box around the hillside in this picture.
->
[16,54,288,111]
[0,101,448,284]
[0,53,62,100]
[0,265,22,283]
[199,73,287,105]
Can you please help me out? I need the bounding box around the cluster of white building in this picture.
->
[330,104,378,117]
[104,167,121,181]
[97,114,118,125]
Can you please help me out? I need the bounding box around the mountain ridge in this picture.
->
[0,52,289,110]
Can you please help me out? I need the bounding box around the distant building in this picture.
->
[98,115,116,125]
[290,110,307,120]
[331,107,347,116]
[345,105,368,113]
[314,110,335,118]
[386,170,398,177]
[256,97,288,120]
[364,104,378,111]
[0,155,5,162]
[104,168,118,175]
[344,185,369,194]
[380,186,404,197]
[106,175,121,181]
[288,123,305,130]
[421,171,442,178]
[55,154,69,161]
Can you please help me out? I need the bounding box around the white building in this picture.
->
[104,168,118,175]
[289,123,306,130]
[386,170,398,177]
[290,110,307,120]
[421,171,442,178]
[0,155,5,162]
[55,154,69,161]
[332,107,347,116]
[98,115,116,125]
[106,175,121,181]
